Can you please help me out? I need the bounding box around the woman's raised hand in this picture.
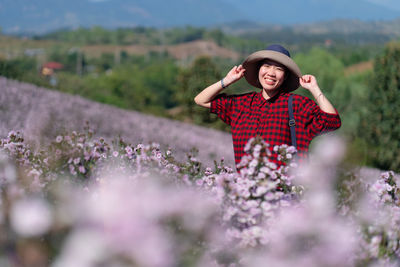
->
[223,65,246,87]
[299,74,319,92]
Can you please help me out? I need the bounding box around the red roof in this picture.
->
[43,62,64,69]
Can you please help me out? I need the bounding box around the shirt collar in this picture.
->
[256,90,288,105]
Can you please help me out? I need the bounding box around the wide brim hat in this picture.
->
[242,44,302,92]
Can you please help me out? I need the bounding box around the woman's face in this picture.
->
[258,59,286,93]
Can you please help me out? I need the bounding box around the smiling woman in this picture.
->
[194,44,341,168]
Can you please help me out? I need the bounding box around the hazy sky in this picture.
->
[86,0,400,11]
[366,0,400,10]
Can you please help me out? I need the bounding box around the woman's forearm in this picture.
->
[310,86,337,114]
[194,65,246,109]
[194,79,226,108]
[299,75,337,114]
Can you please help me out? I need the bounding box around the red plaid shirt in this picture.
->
[210,91,341,165]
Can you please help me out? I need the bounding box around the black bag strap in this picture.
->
[288,95,297,149]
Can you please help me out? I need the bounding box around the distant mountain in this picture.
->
[0,0,242,34]
[0,0,400,34]
[223,0,400,25]
[292,19,400,35]
[221,18,400,38]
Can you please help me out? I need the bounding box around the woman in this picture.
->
[194,44,341,166]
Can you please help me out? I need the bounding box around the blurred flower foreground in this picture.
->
[1,128,399,267]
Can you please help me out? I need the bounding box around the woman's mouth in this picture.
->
[264,78,276,85]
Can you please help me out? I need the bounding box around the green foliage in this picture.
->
[0,56,37,79]
[34,26,264,54]
[294,47,345,96]
[36,26,209,46]
[327,71,370,140]
[54,58,179,114]
[48,48,86,74]
[175,56,227,129]
[35,26,156,45]
[204,29,225,46]
[90,53,115,72]
[175,57,218,118]
[0,58,22,78]
[164,26,206,44]
[359,42,400,171]
[330,44,383,66]
[239,26,393,51]
[291,47,374,166]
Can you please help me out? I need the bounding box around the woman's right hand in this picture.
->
[194,65,245,108]
[223,65,246,87]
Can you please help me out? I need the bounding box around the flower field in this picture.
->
[0,77,234,167]
[1,127,399,267]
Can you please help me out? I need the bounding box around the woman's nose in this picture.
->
[267,68,276,76]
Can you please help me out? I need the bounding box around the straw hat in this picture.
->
[242,44,302,92]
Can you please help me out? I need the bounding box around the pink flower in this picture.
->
[69,165,77,176]
[79,166,86,174]
[196,179,204,186]
[125,146,133,155]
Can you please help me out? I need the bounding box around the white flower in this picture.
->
[249,159,258,168]
[386,184,393,192]
[253,144,262,152]
[286,146,297,154]
[10,197,52,237]
[253,186,268,197]
[381,172,391,179]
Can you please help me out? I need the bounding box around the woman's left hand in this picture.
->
[299,74,319,92]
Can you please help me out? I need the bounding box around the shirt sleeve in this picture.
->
[302,97,342,138]
[210,93,235,125]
